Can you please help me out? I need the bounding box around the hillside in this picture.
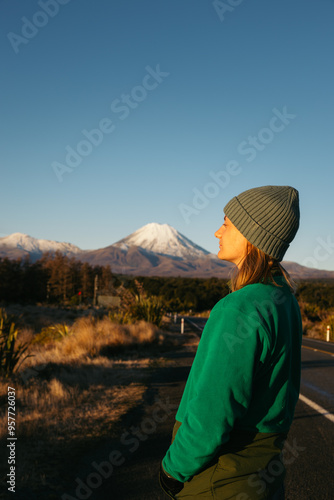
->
[2,224,334,280]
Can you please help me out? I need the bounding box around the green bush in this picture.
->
[108,310,133,325]
[112,280,165,327]
[130,295,164,327]
[0,308,31,378]
[32,323,72,345]
[301,302,321,322]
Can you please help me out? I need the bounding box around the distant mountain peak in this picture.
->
[113,222,210,259]
[2,227,334,280]
[0,232,82,258]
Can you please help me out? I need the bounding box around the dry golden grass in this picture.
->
[0,313,178,496]
[61,316,160,356]
[0,355,155,440]
[18,316,164,369]
[18,375,147,441]
[0,374,147,496]
[10,316,168,437]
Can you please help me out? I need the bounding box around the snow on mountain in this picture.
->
[3,227,334,280]
[113,223,210,260]
[0,232,82,258]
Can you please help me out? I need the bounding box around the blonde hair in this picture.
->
[230,242,295,293]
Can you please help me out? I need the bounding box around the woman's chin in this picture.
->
[217,251,235,265]
[217,250,226,261]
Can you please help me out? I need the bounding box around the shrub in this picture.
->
[301,318,313,336]
[32,323,72,345]
[0,308,31,377]
[300,302,321,322]
[108,310,133,325]
[130,295,164,327]
[113,280,165,327]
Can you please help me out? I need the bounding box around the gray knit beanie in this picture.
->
[224,185,300,261]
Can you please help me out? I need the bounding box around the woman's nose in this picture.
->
[214,228,221,239]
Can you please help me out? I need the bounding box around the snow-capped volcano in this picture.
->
[113,223,210,260]
[0,232,82,260]
[2,226,334,280]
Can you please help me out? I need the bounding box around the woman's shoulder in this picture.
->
[212,278,289,315]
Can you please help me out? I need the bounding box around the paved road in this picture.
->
[56,318,334,500]
[286,345,334,499]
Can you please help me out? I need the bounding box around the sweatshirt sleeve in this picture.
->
[162,300,265,482]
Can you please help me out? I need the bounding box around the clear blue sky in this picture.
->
[1,0,334,270]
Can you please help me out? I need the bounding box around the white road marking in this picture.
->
[301,381,334,401]
[186,322,334,423]
[303,338,333,346]
[299,393,334,423]
[185,318,204,332]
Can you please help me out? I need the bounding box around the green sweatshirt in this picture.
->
[162,276,302,485]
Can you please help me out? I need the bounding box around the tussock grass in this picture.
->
[0,373,147,495]
[0,311,179,495]
[12,315,167,440]
[22,316,164,365]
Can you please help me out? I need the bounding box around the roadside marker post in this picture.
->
[181,318,184,334]
[326,325,330,342]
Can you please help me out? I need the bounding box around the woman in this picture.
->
[160,185,302,499]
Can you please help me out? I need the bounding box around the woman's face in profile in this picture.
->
[214,216,248,268]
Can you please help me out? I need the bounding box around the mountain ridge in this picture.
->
[1,225,334,280]
[0,232,82,260]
